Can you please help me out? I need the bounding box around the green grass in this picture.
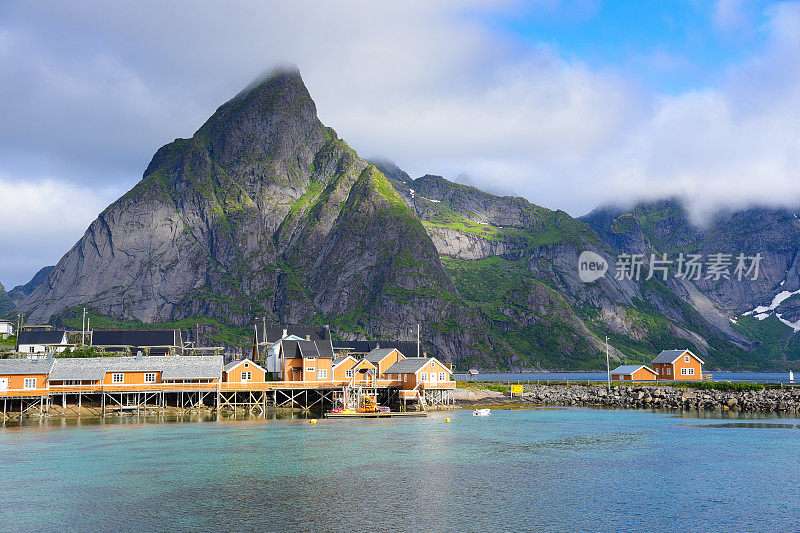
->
[670,381,765,392]
[1,334,16,347]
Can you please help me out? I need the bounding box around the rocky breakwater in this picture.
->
[459,384,800,413]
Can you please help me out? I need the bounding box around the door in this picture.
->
[429,370,437,385]
[0,378,7,390]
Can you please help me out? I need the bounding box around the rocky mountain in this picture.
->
[15,68,800,370]
[7,265,54,307]
[0,283,14,316]
[581,200,800,364]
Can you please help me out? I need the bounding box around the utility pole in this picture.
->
[605,335,611,390]
[417,323,420,358]
[15,313,22,352]
[262,317,267,348]
[254,323,259,361]
[81,307,86,347]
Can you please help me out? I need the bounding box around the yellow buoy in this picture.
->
[445,417,451,423]
[310,419,317,424]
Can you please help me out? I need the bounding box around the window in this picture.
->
[112,373,124,383]
[687,368,694,375]
[439,372,446,381]
[345,369,353,378]
[681,368,694,376]
[421,372,428,382]
[23,377,36,389]
[306,357,315,361]
[144,373,156,383]
[430,361,435,367]
[29,346,34,353]
[667,367,671,376]
[241,371,251,382]
[317,369,328,379]
[403,375,407,382]
[306,367,315,372]
[684,355,690,363]
[244,362,249,368]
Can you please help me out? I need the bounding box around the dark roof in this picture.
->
[92,330,179,348]
[18,330,67,345]
[652,349,705,365]
[0,358,55,375]
[333,340,419,356]
[280,339,335,359]
[298,340,319,359]
[261,325,330,343]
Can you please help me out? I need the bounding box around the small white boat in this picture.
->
[790,371,795,383]
[473,408,490,417]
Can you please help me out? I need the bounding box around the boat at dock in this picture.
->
[324,410,427,418]
[473,408,490,416]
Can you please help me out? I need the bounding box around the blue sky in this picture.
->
[483,0,774,91]
[1,0,800,288]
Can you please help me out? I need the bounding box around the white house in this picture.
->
[17,330,70,354]
[0,320,14,338]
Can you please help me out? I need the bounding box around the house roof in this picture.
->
[332,355,356,367]
[17,330,67,346]
[652,349,705,365]
[365,348,400,364]
[280,339,335,359]
[48,356,223,381]
[384,357,447,375]
[611,365,656,375]
[223,358,265,373]
[0,358,55,375]
[92,329,179,348]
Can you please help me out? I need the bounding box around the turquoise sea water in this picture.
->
[1,408,799,531]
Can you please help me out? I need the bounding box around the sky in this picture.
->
[1,0,800,287]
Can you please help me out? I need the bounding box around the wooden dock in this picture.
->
[324,411,427,419]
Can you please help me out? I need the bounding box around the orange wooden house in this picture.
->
[332,355,358,381]
[610,365,657,381]
[651,349,704,380]
[383,356,454,390]
[0,358,54,396]
[279,338,336,382]
[364,348,406,375]
[223,358,267,384]
[47,356,223,390]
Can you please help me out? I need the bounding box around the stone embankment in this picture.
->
[457,384,800,413]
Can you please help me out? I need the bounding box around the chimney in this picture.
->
[376,342,380,349]
[423,352,428,358]
[306,334,311,341]
[283,328,288,338]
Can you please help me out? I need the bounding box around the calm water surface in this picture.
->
[1,408,799,531]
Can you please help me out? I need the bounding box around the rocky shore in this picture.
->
[455,384,800,413]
